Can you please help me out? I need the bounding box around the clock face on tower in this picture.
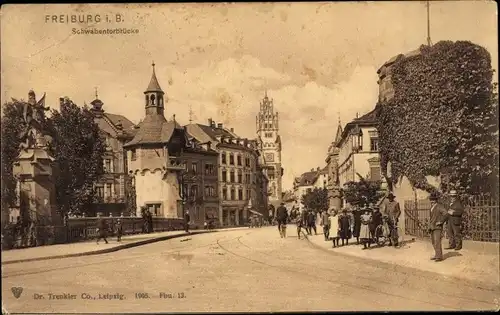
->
[265,153,274,162]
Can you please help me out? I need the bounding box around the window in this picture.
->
[131,149,137,161]
[230,171,235,183]
[247,189,251,200]
[370,138,379,152]
[237,171,242,184]
[237,155,242,166]
[205,163,214,175]
[222,170,227,182]
[104,159,112,173]
[205,186,211,197]
[221,153,227,164]
[307,188,312,194]
[147,203,162,217]
[96,186,104,199]
[183,184,189,198]
[238,188,243,200]
[191,162,198,174]
[106,183,113,199]
[229,153,234,165]
[222,187,227,200]
[191,185,198,198]
[268,174,275,180]
[210,187,215,197]
[245,174,250,183]
[230,187,235,200]
[245,157,250,167]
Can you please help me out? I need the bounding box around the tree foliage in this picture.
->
[1,101,24,222]
[342,173,384,208]
[377,41,499,197]
[301,187,328,213]
[49,98,106,215]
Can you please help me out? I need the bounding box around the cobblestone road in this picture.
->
[2,227,499,313]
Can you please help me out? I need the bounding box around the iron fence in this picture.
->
[404,195,499,242]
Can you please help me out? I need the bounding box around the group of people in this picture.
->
[316,193,402,250]
[95,212,123,244]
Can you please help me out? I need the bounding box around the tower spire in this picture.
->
[145,61,163,93]
[189,105,194,124]
[95,87,98,99]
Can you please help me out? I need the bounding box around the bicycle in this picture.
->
[279,222,287,238]
[375,219,404,247]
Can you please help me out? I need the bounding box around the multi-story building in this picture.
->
[181,133,220,227]
[186,120,263,226]
[312,166,328,189]
[255,92,283,208]
[293,169,319,212]
[336,110,381,190]
[325,123,343,211]
[123,63,187,218]
[89,94,137,216]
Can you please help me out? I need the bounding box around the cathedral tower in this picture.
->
[256,91,283,207]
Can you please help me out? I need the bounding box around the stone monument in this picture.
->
[13,90,60,244]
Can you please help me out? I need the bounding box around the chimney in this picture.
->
[59,97,65,107]
[208,118,213,126]
[116,119,123,130]
[217,123,223,129]
[310,168,314,172]
[317,167,320,171]
[230,128,234,132]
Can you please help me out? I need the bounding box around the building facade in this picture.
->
[186,120,263,226]
[89,95,137,216]
[180,135,220,228]
[336,110,381,190]
[292,169,318,212]
[256,92,283,208]
[123,63,187,218]
[313,166,329,189]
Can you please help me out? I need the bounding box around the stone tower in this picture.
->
[256,91,283,207]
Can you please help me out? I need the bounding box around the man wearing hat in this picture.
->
[276,202,288,237]
[446,189,465,250]
[381,193,401,246]
[428,191,449,262]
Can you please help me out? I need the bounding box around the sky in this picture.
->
[1,2,498,190]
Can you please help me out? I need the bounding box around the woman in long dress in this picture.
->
[359,209,372,249]
[352,207,362,244]
[329,210,341,247]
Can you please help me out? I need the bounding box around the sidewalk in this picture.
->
[305,231,500,288]
[1,227,247,265]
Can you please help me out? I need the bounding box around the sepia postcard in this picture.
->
[1,2,499,314]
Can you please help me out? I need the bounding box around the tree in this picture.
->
[1,101,24,223]
[377,41,499,197]
[342,173,384,208]
[301,187,328,213]
[125,174,136,216]
[49,98,106,216]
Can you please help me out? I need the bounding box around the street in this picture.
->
[2,227,498,313]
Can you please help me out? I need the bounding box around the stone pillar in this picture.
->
[14,148,61,244]
[235,208,240,225]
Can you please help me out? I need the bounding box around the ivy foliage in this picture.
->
[342,173,384,208]
[301,187,328,213]
[377,41,499,197]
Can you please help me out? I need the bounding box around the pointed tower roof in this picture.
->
[145,62,164,94]
[334,123,343,145]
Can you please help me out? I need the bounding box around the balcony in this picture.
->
[167,157,187,171]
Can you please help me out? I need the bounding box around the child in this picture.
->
[329,211,341,248]
[295,216,303,239]
[360,210,372,249]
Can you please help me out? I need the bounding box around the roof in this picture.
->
[124,114,178,147]
[378,47,423,73]
[145,66,163,93]
[297,171,318,187]
[336,108,378,148]
[196,124,234,141]
[320,165,329,175]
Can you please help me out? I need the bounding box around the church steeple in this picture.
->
[144,61,165,115]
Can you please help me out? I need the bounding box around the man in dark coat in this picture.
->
[147,210,153,233]
[96,213,109,244]
[428,191,449,262]
[307,210,317,235]
[184,211,190,233]
[115,219,123,242]
[301,209,309,234]
[445,190,465,251]
[275,203,288,234]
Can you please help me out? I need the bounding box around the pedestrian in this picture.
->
[370,206,383,243]
[321,210,331,241]
[295,215,304,239]
[338,208,352,246]
[268,207,274,225]
[147,210,153,233]
[301,209,309,234]
[96,213,109,244]
[428,191,449,262]
[446,189,464,251]
[184,210,190,233]
[360,209,372,249]
[352,206,362,244]
[381,193,401,247]
[115,219,123,242]
[329,210,341,248]
[140,206,148,233]
[307,210,317,235]
[276,203,288,238]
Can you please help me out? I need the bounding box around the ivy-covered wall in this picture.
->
[377,41,499,197]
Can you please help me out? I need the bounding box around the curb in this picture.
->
[303,233,500,292]
[2,230,214,265]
